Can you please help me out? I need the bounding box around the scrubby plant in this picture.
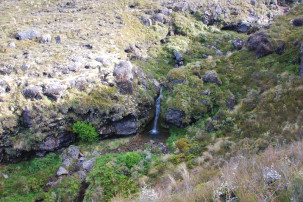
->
[72,121,99,142]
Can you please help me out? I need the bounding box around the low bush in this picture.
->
[73,121,99,142]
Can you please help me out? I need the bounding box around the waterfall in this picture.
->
[150,89,162,135]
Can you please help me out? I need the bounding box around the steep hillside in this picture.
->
[0,0,303,201]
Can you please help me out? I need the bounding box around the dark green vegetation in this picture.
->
[73,121,99,142]
[84,151,154,201]
[0,153,62,201]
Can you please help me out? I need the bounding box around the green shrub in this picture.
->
[72,121,99,142]
[117,152,142,169]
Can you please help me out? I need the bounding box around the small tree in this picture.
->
[72,121,99,142]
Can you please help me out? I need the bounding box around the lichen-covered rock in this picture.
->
[16,29,41,40]
[153,13,164,23]
[165,108,185,127]
[22,85,43,100]
[203,70,222,86]
[7,42,15,48]
[43,83,67,101]
[113,61,134,94]
[0,80,10,95]
[142,17,152,27]
[174,51,184,67]
[246,32,273,58]
[57,166,69,176]
[83,158,95,172]
[40,34,52,43]
[226,93,236,110]
[233,38,245,50]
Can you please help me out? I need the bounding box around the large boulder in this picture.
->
[113,61,134,95]
[246,32,273,58]
[43,83,67,101]
[293,18,303,27]
[165,108,185,127]
[114,114,139,136]
[202,4,224,25]
[16,29,41,40]
[22,85,43,100]
[203,70,222,86]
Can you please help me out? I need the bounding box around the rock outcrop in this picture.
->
[246,32,273,58]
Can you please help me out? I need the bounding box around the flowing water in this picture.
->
[150,89,162,135]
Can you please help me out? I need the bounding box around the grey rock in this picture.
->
[251,0,256,5]
[153,13,164,23]
[237,22,250,33]
[68,62,82,72]
[77,171,87,182]
[22,64,31,71]
[293,18,303,27]
[22,85,43,99]
[83,158,96,172]
[0,66,13,75]
[43,83,67,101]
[22,107,32,128]
[202,54,208,59]
[57,166,69,176]
[40,34,52,43]
[161,8,173,16]
[16,29,41,40]
[246,32,273,58]
[174,51,184,67]
[0,80,10,95]
[62,157,73,168]
[275,41,286,55]
[165,108,185,127]
[233,38,245,50]
[216,50,223,56]
[113,61,134,94]
[55,35,62,44]
[203,70,222,86]
[142,17,152,27]
[226,93,236,110]
[174,2,188,12]
[7,42,15,48]
[114,114,138,136]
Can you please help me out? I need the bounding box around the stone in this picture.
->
[275,41,286,55]
[55,35,62,44]
[57,166,69,176]
[203,70,222,86]
[226,93,236,110]
[246,32,273,58]
[43,83,67,101]
[237,22,250,33]
[233,38,245,50]
[113,61,134,94]
[22,64,31,71]
[0,66,13,75]
[293,18,303,27]
[16,29,41,40]
[216,50,223,56]
[40,34,52,43]
[7,42,15,48]
[153,13,164,23]
[114,114,139,136]
[83,158,95,172]
[202,54,208,59]
[22,107,32,128]
[22,85,43,99]
[174,2,189,12]
[68,62,82,72]
[142,17,152,27]
[251,0,256,6]
[161,8,173,16]
[165,108,185,127]
[67,146,80,159]
[174,51,184,67]
[0,79,10,95]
